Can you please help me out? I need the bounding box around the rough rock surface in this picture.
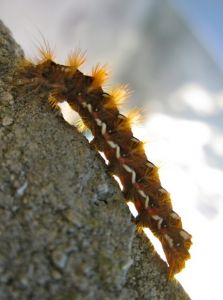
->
[0,20,190,300]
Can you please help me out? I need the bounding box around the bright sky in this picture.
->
[172,0,223,71]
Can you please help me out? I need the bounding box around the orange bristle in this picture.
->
[126,108,143,126]
[117,109,143,132]
[105,84,131,109]
[35,36,55,63]
[89,64,109,91]
[167,248,191,278]
[16,58,33,69]
[131,140,146,156]
[145,163,160,180]
[48,94,59,109]
[66,49,86,69]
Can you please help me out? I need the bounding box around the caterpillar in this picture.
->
[17,44,192,278]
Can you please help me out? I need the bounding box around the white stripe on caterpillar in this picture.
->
[164,234,174,248]
[138,189,150,208]
[152,215,163,230]
[123,164,136,184]
[107,140,121,159]
[180,230,191,240]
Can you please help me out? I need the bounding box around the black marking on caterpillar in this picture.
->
[17,46,192,278]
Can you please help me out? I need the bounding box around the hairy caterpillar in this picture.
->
[17,44,192,278]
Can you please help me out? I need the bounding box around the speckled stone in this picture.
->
[2,116,13,126]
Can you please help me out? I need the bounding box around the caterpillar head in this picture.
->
[16,58,58,86]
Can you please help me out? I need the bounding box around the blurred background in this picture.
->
[1,0,223,299]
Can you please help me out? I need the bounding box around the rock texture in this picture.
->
[0,20,190,300]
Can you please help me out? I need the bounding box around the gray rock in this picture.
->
[0,20,190,300]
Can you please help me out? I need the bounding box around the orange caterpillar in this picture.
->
[17,45,192,277]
